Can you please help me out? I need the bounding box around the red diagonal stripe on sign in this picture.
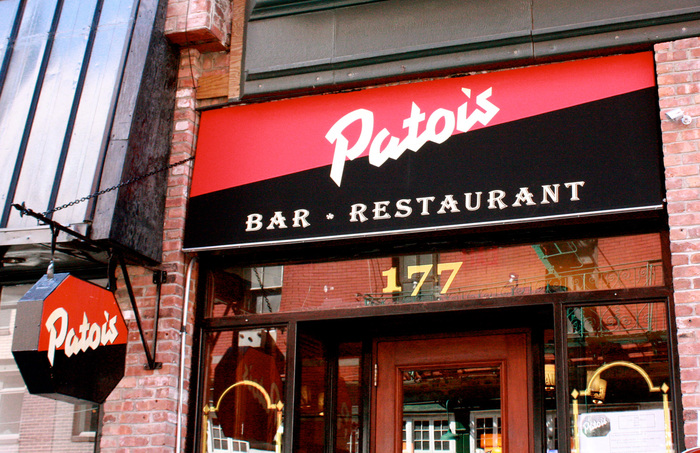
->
[191,52,656,197]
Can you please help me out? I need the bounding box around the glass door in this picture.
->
[374,332,532,453]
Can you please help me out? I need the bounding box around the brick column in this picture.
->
[98,47,201,452]
[655,37,700,449]
[165,0,231,51]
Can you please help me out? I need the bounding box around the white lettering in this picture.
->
[327,88,499,186]
[400,103,427,152]
[65,329,80,357]
[512,187,537,207]
[327,109,374,186]
[425,108,455,144]
[267,212,288,229]
[565,181,585,201]
[88,323,101,350]
[395,199,412,218]
[416,197,435,216]
[369,129,400,168]
[101,311,118,345]
[582,417,609,433]
[45,308,68,367]
[437,194,460,214]
[456,87,500,132]
[337,180,584,225]
[245,214,264,232]
[292,209,311,228]
[465,192,482,211]
[373,201,392,220]
[248,211,313,232]
[107,314,119,344]
[44,307,120,366]
[350,204,368,222]
[541,184,560,204]
[79,313,90,352]
[488,190,507,210]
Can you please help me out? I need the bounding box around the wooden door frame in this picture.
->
[372,329,534,453]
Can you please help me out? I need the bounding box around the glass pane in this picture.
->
[0,0,21,63]
[544,329,557,453]
[251,266,284,289]
[206,233,664,316]
[0,391,23,435]
[568,301,673,453]
[402,365,501,453]
[337,343,362,453]
[203,327,287,453]
[297,333,326,453]
[72,402,99,437]
[52,0,137,226]
[6,0,98,228]
[295,339,362,453]
[0,0,58,208]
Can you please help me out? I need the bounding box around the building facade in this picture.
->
[0,0,178,450]
[2,1,700,453]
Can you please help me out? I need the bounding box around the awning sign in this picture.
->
[184,52,663,251]
[12,274,128,403]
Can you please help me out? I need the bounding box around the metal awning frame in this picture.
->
[11,203,163,370]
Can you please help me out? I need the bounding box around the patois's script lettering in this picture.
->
[45,308,120,366]
[326,87,499,186]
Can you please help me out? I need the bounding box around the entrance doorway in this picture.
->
[374,332,532,453]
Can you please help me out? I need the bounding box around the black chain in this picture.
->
[43,156,194,216]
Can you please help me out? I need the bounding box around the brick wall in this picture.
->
[98,3,699,448]
[18,396,95,453]
[97,0,238,444]
[655,37,700,448]
[165,0,231,52]
[98,46,201,452]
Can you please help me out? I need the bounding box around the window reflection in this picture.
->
[568,302,672,453]
[297,333,326,453]
[544,329,557,453]
[206,234,664,316]
[203,328,287,453]
[295,337,362,453]
[337,343,362,453]
[402,366,502,453]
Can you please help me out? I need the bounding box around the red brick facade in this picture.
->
[98,47,202,452]
[656,37,700,449]
[165,0,231,51]
[94,2,700,450]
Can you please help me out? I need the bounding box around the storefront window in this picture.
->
[0,368,24,439]
[567,301,672,453]
[545,329,558,453]
[206,233,664,316]
[402,365,502,453]
[202,327,287,453]
[200,232,672,453]
[296,336,363,453]
[72,402,99,441]
[297,333,327,453]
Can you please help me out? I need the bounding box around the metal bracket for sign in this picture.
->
[12,203,163,370]
[117,255,163,370]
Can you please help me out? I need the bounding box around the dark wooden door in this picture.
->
[374,331,532,453]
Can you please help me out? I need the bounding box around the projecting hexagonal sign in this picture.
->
[12,273,128,403]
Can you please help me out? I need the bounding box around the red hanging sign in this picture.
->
[12,274,128,403]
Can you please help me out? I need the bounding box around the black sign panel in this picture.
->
[184,53,663,250]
